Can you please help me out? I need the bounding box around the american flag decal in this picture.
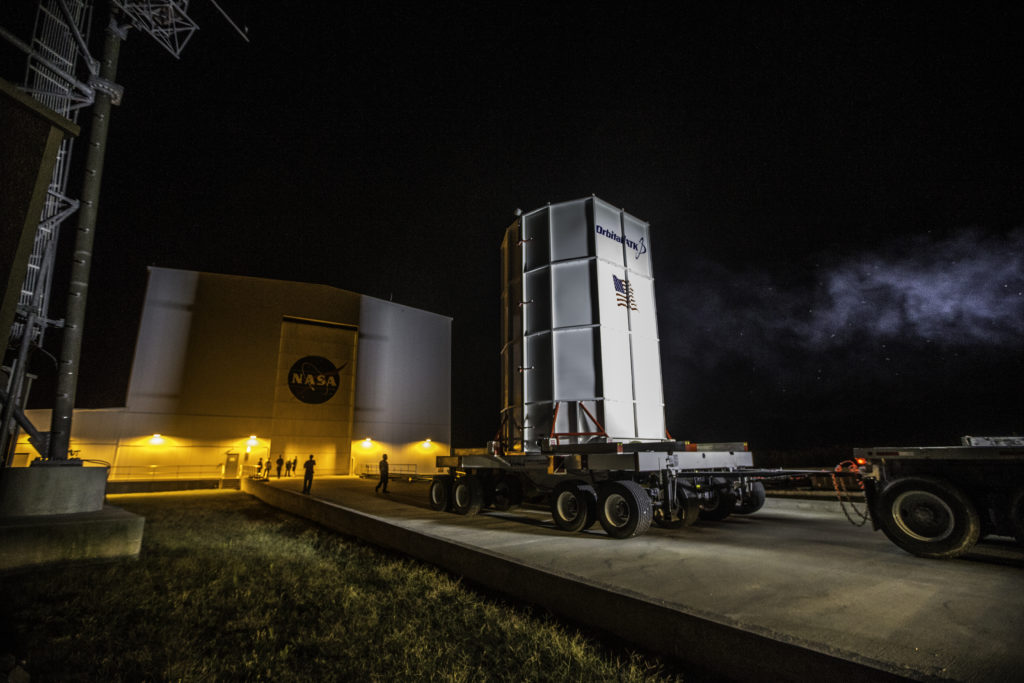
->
[613,275,638,310]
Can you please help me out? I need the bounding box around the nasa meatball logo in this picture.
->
[288,356,346,404]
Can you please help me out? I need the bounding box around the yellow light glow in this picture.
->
[149,434,165,445]
[421,438,432,449]
[247,435,259,447]
[362,438,373,448]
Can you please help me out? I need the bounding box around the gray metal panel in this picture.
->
[524,332,552,403]
[523,208,550,270]
[593,199,626,267]
[550,260,597,328]
[599,327,633,402]
[601,399,637,439]
[622,212,652,275]
[552,327,599,400]
[549,199,590,262]
[523,268,551,335]
[525,400,553,444]
[627,275,664,438]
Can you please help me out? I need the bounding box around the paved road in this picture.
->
[259,475,1024,681]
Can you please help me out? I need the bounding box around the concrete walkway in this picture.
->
[244,475,1024,682]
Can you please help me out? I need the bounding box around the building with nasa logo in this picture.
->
[17,267,451,482]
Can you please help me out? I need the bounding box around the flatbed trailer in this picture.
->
[427,440,807,539]
[855,436,1024,558]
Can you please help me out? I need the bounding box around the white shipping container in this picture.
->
[499,197,665,452]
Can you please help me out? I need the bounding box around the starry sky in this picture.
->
[4,2,1023,450]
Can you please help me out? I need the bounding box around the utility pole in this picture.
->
[46,19,123,461]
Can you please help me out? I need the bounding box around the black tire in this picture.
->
[676,485,701,527]
[597,480,653,539]
[551,480,596,532]
[653,504,683,528]
[698,480,737,521]
[492,476,523,511]
[428,476,451,512]
[734,481,766,515]
[1009,487,1024,547]
[653,484,700,528]
[578,484,598,531]
[452,476,484,516]
[875,476,980,559]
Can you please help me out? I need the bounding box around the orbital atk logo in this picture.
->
[595,224,648,260]
[288,355,347,404]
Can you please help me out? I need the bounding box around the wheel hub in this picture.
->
[892,490,955,541]
[556,491,580,521]
[603,493,629,528]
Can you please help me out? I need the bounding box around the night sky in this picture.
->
[4,3,1023,451]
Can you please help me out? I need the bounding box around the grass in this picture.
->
[0,490,684,682]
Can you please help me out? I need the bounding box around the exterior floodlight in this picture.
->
[247,435,259,447]
[421,438,433,449]
[149,434,164,445]
[362,438,373,448]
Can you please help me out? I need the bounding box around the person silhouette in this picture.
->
[375,453,390,494]
[276,454,284,478]
[302,454,316,494]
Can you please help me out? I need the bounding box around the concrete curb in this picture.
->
[243,479,907,682]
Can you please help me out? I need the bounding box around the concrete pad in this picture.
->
[0,505,145,572]
[0,465,107,516]
[244,476,1024,682]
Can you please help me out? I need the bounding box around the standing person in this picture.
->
[302,454,316,494]
[284,459,292,477]
[292,457,298,477]
[375,453,390,494]
[256,457,263,479]
[276,454,284,479]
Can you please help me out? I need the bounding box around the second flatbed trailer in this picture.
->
[856,437,1024,558]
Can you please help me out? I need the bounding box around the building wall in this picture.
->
[17,268,451,478]
[349,296,452,476]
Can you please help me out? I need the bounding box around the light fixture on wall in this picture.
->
[362,438,373,448]
[149,434,165,445]
[247,435,259,447]
[421,438,432,449]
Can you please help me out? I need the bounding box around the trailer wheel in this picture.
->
[551,481,596,532]
[597,480,653,539]
[698,479,737,521]
[876,476,980,559]
[1010,487,1024,547]
[492,476,523,511]
[654,485,700,528]
[734,481,766,515]
[653,505,682,528]
[428,476,451,512]
[452,476,484,516]
[677,485,701,527]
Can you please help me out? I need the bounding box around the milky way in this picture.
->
[659,228,1024,447]
[662,228,1024,368]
